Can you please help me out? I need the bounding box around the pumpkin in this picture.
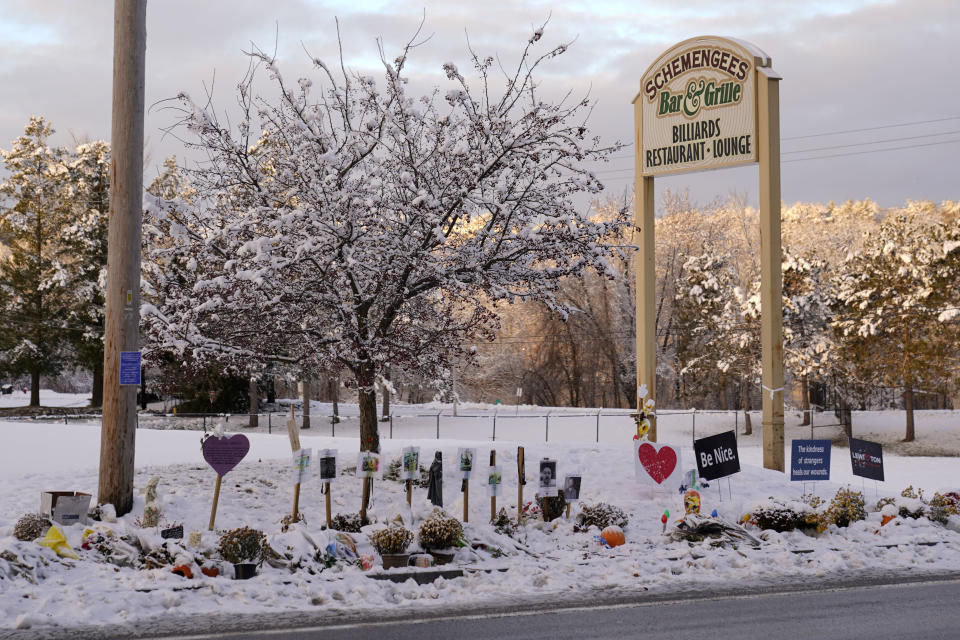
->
[600,525,625,547]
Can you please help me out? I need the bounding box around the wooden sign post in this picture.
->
[325,487,332,528]
[634,37,783,471]
[319,449,336,529]
[208,474,222,531]
[517,446,525,525]
[463,478,469,523]
[406,479,412,506]
[286,407,302,521]
[490,450,497,521]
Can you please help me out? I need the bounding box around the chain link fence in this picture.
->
[3,407,845,445]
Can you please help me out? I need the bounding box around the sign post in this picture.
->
[517,446,525,525]
[634,37,783,469]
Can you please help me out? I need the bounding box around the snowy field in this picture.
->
[0,391,958,634]
[0,389,91,409]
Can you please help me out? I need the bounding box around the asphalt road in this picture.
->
[161,576,960,640]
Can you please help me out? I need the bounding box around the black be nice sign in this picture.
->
[694,431,741,481]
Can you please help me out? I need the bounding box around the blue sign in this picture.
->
[849,437,884,482]
[119,351,141,386]
[791,439,831,481]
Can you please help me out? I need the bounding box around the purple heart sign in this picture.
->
[202,434,250,476]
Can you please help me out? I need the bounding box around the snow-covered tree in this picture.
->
[144,25,625,451]
[0,117,75,405]
[781,250,835,423]
[673,251,735,406]
[64,140,110,406]
[833,213,960,440]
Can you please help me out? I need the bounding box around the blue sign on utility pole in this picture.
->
[119,351,141,386]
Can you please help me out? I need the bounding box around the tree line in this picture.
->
[465,194,960,440]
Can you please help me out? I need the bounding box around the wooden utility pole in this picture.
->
[98,0,146,516]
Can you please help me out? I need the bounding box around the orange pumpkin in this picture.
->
[601,525,625,547]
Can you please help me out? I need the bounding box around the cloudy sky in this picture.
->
[1,0,957,210]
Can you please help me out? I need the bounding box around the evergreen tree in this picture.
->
[781,250,835,424]
[673,252,735,407]
[833,213,960,440]
[0,117,74,406]
[64,141,110,406]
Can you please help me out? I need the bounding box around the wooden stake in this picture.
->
[565,503,571,519]
[406,479,412,507]
[463,479,469,523]
[287,406,302,521]
[490,450,497,522]
[517,446,525,525]
[324,484,332,529]
[208,474,222,531]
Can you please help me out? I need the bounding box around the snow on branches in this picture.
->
[143,25,626,450]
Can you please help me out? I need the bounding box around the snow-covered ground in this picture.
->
[1,394,958,633]
[0,389,91,409]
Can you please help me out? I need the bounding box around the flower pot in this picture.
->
[430,551,455,565]
[381,553,410,569]
[233,563,258,580]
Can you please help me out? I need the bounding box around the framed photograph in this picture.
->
[458,447,476,479]
[538,459,557,497]
[319,449,337,482]
[487,465,503,497]
[563,474,581,501]
[292,448,313,484]
[357,451,380,478]
[401,447,420,481]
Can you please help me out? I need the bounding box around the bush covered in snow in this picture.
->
[330,513,367,533]
[417,511,464,550]
[369,526,414,555]
[217,526,267,565]
[827,487,866,528]
[12,513,50,542]
[574,503,628,532]
[749,498,817,532]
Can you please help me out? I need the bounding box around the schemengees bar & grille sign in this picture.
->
[640,36,762,176]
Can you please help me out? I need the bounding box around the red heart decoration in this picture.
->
[637,443,677,484]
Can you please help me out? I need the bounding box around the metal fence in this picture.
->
[6,406,848,445]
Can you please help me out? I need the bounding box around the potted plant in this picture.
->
[217,526,267,579]
[417,512,464,565]
[369,525,414,569]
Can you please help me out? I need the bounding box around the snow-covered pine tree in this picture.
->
[64,140,111,406]
[781,250,835,425]
[143,25,626,451]
[0,117,75,406]
[833,212,960,441]
[673,252,736,408]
